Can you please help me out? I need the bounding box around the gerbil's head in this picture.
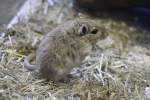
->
[78,23,98,36]
[73,19,106,43]
[75,19,99,36]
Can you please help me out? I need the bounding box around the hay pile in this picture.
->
[0,0,150,99]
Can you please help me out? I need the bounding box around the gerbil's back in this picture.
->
[36,32,90,80]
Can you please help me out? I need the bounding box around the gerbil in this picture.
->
[24,18,105,82]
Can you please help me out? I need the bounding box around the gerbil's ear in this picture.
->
[78,24,89,36]
[90,27,98,34]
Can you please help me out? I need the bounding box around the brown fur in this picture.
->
[24,18,106,82]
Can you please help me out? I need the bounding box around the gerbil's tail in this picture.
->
[24,56,37,71]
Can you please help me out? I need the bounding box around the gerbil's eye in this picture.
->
[91,27,98,34]
[79,24,89,36]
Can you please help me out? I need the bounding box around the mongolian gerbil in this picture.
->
[24,18,105,82]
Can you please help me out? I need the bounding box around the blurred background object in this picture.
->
[1,0,150,28]
[0,0,25,25]
[72,0,150,27]
[133,0,150,27]
[72,0,135,12]
[7,0,43,29]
